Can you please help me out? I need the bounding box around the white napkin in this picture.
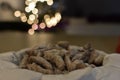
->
[80,53,120,80]
[0,60,18,70]
[0,69,42,80]
[0,51,15,62]
[42,67,92,80]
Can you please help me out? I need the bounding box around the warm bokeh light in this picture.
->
[50,17,57,26]
[39,22,46,29]
[27,19,34,24]
[45,17,50,22]
[47,0,53,6]
[55,12,62,22]
[25,7,31,13]
[46,21,52,28]
[28,2,36,10]
[14,11,21,17]
[29,14,36,21]
[32,24,38,30]
[32,8,38,14]
[14,0,62,35]
[25,0,30,5]
[28,28,35,35]
[44,14,50,20]
[21,16,27,22]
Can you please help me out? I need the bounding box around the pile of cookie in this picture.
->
[19,41,106,74]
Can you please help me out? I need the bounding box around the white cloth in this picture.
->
[80,53,120,80]
[0,60,18,70]
[0,69,42,80]
[42,67,92,80]
[0,51,15,62]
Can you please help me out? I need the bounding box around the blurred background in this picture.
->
[0,0,120,53]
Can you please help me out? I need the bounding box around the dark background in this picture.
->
[1,0,120,30]
[63,0,120,22]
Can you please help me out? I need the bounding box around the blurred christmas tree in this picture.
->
[14,0,63,35]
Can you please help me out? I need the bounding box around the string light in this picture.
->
[47,0,53,6]
[25,0,30,5]
[32,8,38,14]
[27,19,34,24]
[50,17,57,26]
[21,16,27,22]
[14,0,62,35]
[28,28,35,35]
[55,12,62,22]
[28,2,36,11]
[29,14,36,21]
[39,22,46,29]
[25,7,31,13]
[14,11,21,17]
[32,24,38,30]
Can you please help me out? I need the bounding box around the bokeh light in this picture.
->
[14,0,62,35]
[14,11,21,17]
[32,24,38,30]
[29,14,36,21]
[39,22,46,29]
[28,28,35,35]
